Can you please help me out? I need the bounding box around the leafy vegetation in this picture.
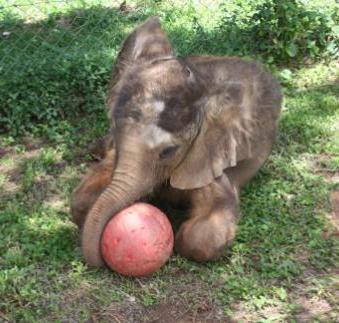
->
[0,0,338,321]
[218,0,339,65]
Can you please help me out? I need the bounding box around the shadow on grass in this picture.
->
[0,147,82,269]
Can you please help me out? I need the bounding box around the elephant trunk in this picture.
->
[81,152,153,267]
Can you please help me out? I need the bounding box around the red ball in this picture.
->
[101,202,174,276]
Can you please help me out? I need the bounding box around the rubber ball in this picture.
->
[101,202,174,276]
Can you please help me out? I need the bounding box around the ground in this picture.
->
[0,60,338,322]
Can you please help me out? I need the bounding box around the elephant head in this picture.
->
[81,17,282,267]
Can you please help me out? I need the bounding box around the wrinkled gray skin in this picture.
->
[71,17,282,267]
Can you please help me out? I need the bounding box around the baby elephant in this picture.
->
[71,17,282,267]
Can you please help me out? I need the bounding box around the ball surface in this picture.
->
[101,202,174,276]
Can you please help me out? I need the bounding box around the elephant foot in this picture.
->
[175,207,237,262]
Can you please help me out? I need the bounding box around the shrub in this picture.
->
[0,57,109,137]
[219,0,338,65]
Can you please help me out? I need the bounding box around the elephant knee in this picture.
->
[70,156,115,228]
[70,193,87,227]
[70,185,102,228]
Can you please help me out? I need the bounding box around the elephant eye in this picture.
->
[159,145,179,159]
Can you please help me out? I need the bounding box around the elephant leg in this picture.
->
[175,175,239,262]
[71,149,115,228]
[225,152,270,189]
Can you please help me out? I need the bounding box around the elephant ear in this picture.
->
[170,82,256,190]
[116,16,173,69]
[106,17,174,106]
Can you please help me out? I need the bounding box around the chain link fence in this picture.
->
[0,0,228,134]
[0,1,337,135]
[0,0,229,134]
[0,0,223,76]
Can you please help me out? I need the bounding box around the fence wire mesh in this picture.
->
[0,0,337,135]
[0,0,228,134]
[0,0,222,77]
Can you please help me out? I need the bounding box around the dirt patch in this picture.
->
[289,268,338,322]
[142,301,227,323]
[308,154,339,184]
[323,190,339,238]
[21,136,45,151]
[294,296,332,321]
[0,148,41,196]
[230,302,260,322]
[329,190,339,231]
[0,147,13,158]
[140,277,229,323]
[229,302,286,322]
[321,172,339,185]
[229,268,339,322]
[0,148,41,174]
[311,152,339,237]
[94,299,228,323]
[292,249,311,265]
[0,144,74,213]
[43,269,231,323]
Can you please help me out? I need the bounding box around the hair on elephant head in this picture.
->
[77,17,282,267]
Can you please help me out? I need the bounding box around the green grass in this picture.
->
[1,1,339,321]
[1,61,338,322]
